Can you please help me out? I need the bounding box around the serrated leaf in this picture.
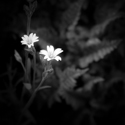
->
[58,89,84,110]
[56,67,88,88]
[83,77,104,91]
[60,0,83,31]
[90,14,121,38]
[53,67,88,108]
[79,40,120,68]
[86,38,101,46]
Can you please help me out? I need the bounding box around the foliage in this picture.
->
[1,0,125,125]
[51,67,88,108]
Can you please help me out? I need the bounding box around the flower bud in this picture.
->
[14,50,22,62]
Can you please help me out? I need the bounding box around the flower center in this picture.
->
[27,39,32,45]
[49,53,54,58]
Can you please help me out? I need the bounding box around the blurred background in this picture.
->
[1,0,125,125]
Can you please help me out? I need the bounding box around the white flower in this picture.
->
[21,33,39,48]
[39,45,63,61]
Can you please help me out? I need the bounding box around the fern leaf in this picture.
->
[84,38,101,47]
[59,89,84,110]
[60,0,83,31]
[66,26,90,41]
[90,14,121,38]
[94,1,123,23]
[66,11,121,42]
[79,40,120,68]
[54,67,88,102]
[78,75,104,92]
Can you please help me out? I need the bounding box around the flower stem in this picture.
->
[20,61,26,74]
[24,14,31,83]
[22,72,48,111]
[38,86,51,91]
[22,90,36,112]
[27,15,31,35]
[36,72,48,90]
[32,49,36,90]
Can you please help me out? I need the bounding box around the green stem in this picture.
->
[38,86,51,91]
[24,15,31,83]
[22,90,36,112]
[27,15,31,35]
[22,72,48,111]
[32,49,36,90]
[36,72,48,91]
[20,61,26,74]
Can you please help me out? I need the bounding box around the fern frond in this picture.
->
[79,40,120,68]
[66,26,90,41]
[58,89,84,110]
[94,1,123,24]
[90,13,121,38]
[60,0,83,31]
[54,67,88,102]
[66,12,121,42]
[77,74,104,92]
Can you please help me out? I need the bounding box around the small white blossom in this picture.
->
[39,45,63,61]
[21,33,39,48]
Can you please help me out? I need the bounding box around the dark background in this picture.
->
[1,0,125,125]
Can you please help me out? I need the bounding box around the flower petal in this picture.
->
[24,35,28,39]
[47,45,50,53]
[21,33,39,48]
[54,56,62,61]
[39,50,48,56]
[21,38,28,44]
[34,40,39,43]
[44,55,49,59]
[21,37,26,41]
[21,42,27,45]
[33,33,36,37]
[29,33,33,38]
[33,37,39,42]
[47,58,52,61]
[49,45,54,54]
[43,55,51,61]
[54,48,63,57]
